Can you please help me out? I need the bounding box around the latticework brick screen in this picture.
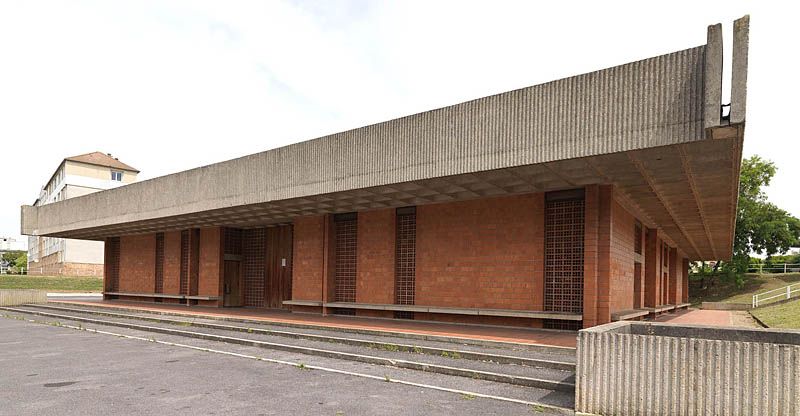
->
[395,207,416,306]
[334,214,358,303]
[243,228,266,307]
[544,196,585,330]
[154,233,164,294]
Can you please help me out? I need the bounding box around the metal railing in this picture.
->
[752,282,800,308]
[747,263,800,274]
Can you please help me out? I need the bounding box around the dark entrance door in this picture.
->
[223,260,243,307]
[240,225,293,309]
[265,225,293,309]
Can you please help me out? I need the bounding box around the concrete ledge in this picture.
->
[0,289,47,306]
[282,300,323,307]
[675,302,691,309]
[701,301,750,311]
[320,302,582,321]
[610,309,650,321]
[103,292,220,301]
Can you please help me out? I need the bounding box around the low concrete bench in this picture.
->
[284,300,582,321]
[103,292,220,301]
[611,309,650,321]
[643,304,677,315]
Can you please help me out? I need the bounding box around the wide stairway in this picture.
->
[2,302,577,414]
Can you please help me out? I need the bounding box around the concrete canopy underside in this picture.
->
[21,18,749,261]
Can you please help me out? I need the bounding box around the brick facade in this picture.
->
[416,194,544,311]
[103,184,693,329]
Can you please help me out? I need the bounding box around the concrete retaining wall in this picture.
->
[576,321,800,416]
[701,301,750,310]
[0,289,47,306]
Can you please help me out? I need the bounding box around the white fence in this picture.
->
[747,263,800,274]
[752,282,800,308]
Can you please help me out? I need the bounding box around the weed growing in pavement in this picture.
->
[380,343,400,352]
[247,328,254,334]
[297,362,308,370]
[441,351,461,359]
[384,374,390,382]
[177,321,192,327]
[461,393,476,400]
[412,346,423,354]
[529,404,546,413]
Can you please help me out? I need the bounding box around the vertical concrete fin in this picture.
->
[730,15,750,124]
[20,205,38,236]
[703,23,723,131]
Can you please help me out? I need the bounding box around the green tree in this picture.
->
[729,156,800,281]
[2,250,25,265]
[14,253,27,269]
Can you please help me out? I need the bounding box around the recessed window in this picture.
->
[111,171,123,181]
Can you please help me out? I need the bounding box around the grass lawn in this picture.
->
[0,275,103,292]
[751,300,800,329]
[689,272,800,305]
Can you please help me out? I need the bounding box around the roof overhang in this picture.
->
[21,17,749,261]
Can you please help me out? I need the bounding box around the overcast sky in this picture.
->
[0,1,795,248]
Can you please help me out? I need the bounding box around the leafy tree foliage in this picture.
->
[735,156,800,258]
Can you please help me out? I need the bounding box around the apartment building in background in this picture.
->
[27,152,139,276]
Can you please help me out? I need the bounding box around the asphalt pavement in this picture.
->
[0,317,559,415]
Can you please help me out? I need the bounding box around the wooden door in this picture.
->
[223,260,243,307]
[265,225,293,309]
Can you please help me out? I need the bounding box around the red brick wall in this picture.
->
[356,209,395,304]
[583,186,599,328]
[644,228,662,307]
[292,215,325,302]
[415,194,544,310]
[198,227,222,303]
[609,196,636,313]
[162,231,182,296]
[118,234,155,293]
[682,258,690,302]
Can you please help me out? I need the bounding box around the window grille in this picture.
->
[334,213,358,304]
[544,192,585,329]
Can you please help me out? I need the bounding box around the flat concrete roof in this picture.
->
[21,17,749,261]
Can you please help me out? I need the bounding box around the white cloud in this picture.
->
[0,1,796,246]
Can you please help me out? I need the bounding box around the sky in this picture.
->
[0,0,796,249]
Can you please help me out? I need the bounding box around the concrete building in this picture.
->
[20,18,748,329]
[27,152,139,276]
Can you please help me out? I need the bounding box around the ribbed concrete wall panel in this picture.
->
[576,323,800,416]
[0,289,47,306]
[26,46,707,236]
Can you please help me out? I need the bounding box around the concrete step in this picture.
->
[41,302,577,363]
[6,305,576,392]
[1,308,576,413]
